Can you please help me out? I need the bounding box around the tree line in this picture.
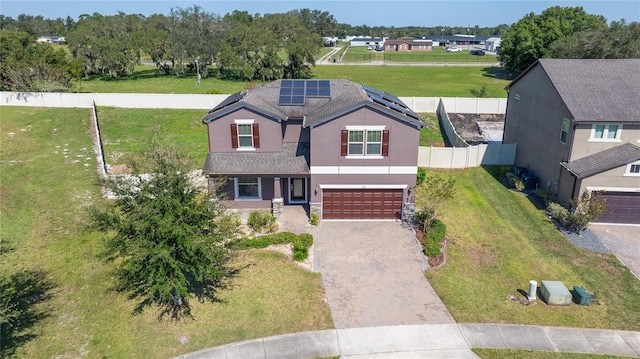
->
[1,6,638,92]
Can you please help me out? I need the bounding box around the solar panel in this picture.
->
[210,91,247,112]
[306,79,331,98]
[281,79,294,88]
[279,79,331,105]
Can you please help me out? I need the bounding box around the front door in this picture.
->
[289,178,306,203]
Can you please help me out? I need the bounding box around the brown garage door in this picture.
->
[596,191,640,224]
[322,189,403,219]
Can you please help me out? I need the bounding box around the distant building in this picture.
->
[36,36,66,44]
[350,37,385,47]
[485,37,501,52]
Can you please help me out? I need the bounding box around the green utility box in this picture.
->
[573,285,590,306]
[540,281,572,305]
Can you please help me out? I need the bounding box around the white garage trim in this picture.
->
[310,166,418,175]
[319,184,408,189]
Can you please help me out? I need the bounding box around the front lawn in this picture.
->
[0,107,333,358]
[425,167,640,330]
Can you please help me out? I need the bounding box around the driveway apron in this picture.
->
[311,221,454,329]
[590,224,640,280]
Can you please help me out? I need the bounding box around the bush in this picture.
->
[425,219,446,243]
[247,210,277,233]
[547,202,569,224]
[423,219,447,258]
[229,231,297,250]
[423,238,441,257]
[416,167,427,185]
[506,172,524,191]
[310,211,320,226]
[534,189,555,206]
[292,233,313,261]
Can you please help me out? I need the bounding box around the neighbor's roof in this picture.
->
[202,142,309,176]
[561,143,640,179]
[201,79,424,129]
[508,59,640,123]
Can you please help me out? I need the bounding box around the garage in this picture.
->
[596,191,640,224]
[322,189,403,219]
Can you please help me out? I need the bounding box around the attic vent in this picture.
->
[515,94,521,100]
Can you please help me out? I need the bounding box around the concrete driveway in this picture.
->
[310,221,454,329]
[590,224,640,280]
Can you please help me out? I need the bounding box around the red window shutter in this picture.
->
[341,130,348,156]
[252,123,260,148]
[230,124,238,148]
[382,130,389,156]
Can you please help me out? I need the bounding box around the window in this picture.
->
[626,161,640,176]
[342,128,388,157]
[590,124,621,141]
[560,118,570,144]
[237,124,253,147]
[235,177,261,198]
[230,121,260,149]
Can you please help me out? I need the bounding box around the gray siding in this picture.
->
[503,65,573,194]
[571,124,640,161]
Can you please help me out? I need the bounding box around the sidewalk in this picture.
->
[176,323,640,359]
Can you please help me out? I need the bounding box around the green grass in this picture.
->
[0,107,333,358]
[424,167,640,330]
[74,64,512,97]
[96,107,209,168]
[418,113,447,147]
[474,349,630,359]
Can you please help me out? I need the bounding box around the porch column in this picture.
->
[272,177,284,216]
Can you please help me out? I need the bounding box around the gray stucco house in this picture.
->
[502,59,640,224]
[201,79,424,220]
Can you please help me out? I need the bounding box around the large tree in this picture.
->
[218,13,320,81]
[88,144,241,319]
[67,12,143,78]
[0,29,81,91]
[499,6,606,71]
[548,20,640,59]
[169,5,223,78]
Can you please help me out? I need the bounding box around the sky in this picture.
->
[1,0,638,28]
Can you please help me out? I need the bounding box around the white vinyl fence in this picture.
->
[418,144,516,169]
[1,91,506,113]
[417,97,516,169]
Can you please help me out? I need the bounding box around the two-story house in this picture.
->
[201,79,424,220]
[503,59,640,224]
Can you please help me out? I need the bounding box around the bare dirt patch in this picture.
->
[448,113,505,145]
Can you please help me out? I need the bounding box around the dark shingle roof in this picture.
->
[511,59,640,123]
[561,143,640,179]
[201,79,424,129]
[202,142,309,175]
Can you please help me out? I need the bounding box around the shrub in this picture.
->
[416,167,427,185]
[547,202,569,224]
[292,233,313,261]
[423,238,441,257]
[506,172,524,191]
[422,219,446,258]
[425,219,447,243]
[229,231,296,249]
[247,210,277,233]
[310,211,320,226]
[534,189,554,206]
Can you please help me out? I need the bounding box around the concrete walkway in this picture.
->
[176,323,640,358]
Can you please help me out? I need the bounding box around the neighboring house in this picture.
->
[384,39,433,52]
[201,79,424,220]
[502,59,640,224]
[36,36,66,44]
[349,37,385,47]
